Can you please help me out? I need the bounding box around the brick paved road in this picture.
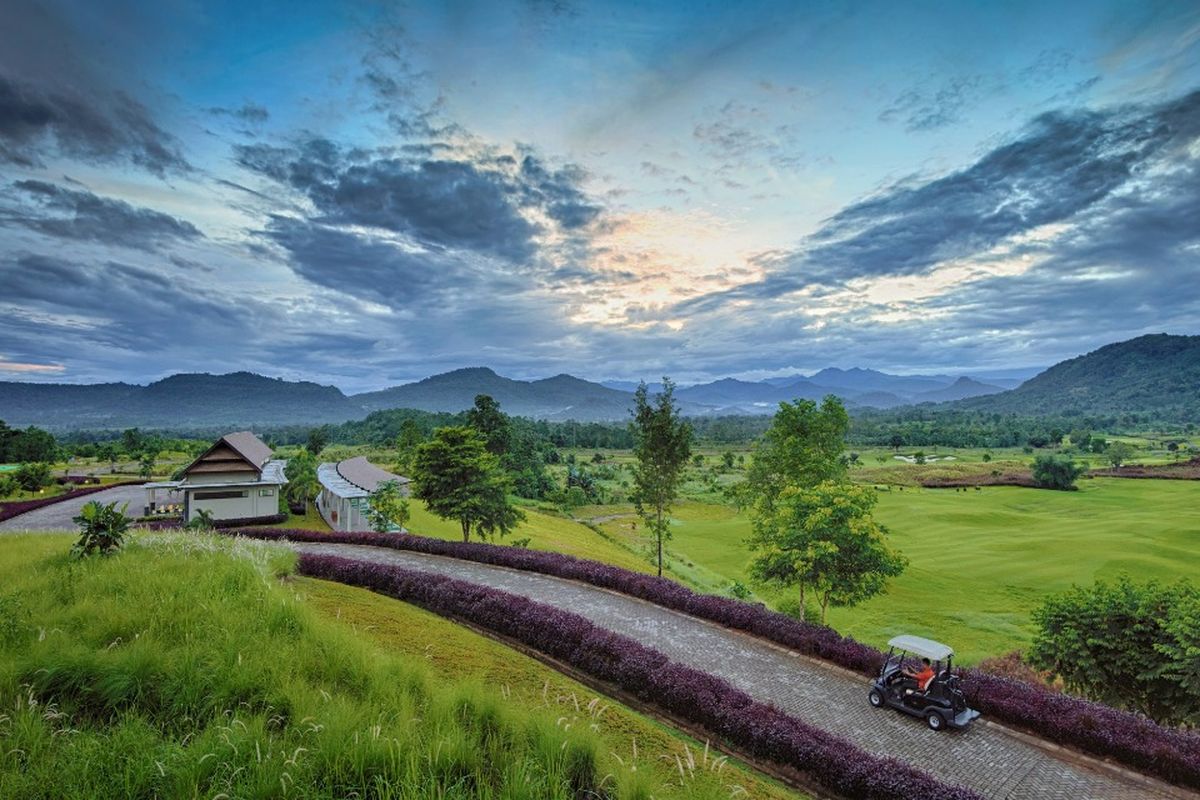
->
[294,541,1183,800]
[0,485,146,532]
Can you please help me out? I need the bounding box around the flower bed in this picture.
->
[0,481,145,524]
[297,551,981,800]
[232,527,1200,789]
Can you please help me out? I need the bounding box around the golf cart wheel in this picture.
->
[868,689,885,708]
[925,711,945,731]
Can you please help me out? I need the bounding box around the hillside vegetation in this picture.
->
[0,533,787,800]
[955,333,1200,420]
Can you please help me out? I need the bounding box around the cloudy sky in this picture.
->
[1,0,1198,391]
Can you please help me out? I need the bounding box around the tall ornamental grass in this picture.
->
[0,533,618,800]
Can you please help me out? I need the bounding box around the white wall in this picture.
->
[187,485,279,522]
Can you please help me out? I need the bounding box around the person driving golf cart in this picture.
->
[867,635,981,731]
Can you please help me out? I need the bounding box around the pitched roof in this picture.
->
[222,431,273,469]
[335,456,408,494]
[180,430,274,478]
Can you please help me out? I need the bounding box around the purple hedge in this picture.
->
[297,552,981,800]
[232,528,1200,789]
[0,481,145,523]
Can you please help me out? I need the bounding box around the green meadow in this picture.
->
[609,478,1200,664]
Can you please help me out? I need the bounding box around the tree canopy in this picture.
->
[412,426,524,542]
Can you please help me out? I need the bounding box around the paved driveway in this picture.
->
[293,541,1185,800]
[0,484,146,532]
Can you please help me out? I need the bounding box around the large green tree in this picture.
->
[747,481,906,623]
[466,394,512,457]
[1031,454,1085,490]
[630,380,693,577]
[738,395,849,520]
[412,426,524,543]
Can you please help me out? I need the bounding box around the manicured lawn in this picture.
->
[406,499,655,574]
[584,479,1200,664]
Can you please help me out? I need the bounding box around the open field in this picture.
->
[0,532,799,800]
[582,479,1200,664]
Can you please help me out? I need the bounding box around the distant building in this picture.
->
[145,431,287,524]
[317,456,410,532]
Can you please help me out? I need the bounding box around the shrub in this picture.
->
[15,462,53,491]
[1031,454,1085,490]
[230,527,1200,789]
[295,553,981,800]
[71,500,130,557]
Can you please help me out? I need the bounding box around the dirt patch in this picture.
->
[1090,457,1200,480]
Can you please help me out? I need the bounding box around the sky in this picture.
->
[1,0,1198,392]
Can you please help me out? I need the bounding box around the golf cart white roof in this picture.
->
[888,635,954,661]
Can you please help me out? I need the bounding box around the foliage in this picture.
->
[298,552,981,800]
[366,479,410,532]
[393,417,424,474]
[630,380,693,577]
[1029,577,1200,726]
[14,461,53,491]
[738,396,849,519]
[747,482,906,623]
[1030,454,1085,490]
[412,426,524,542]
[138,451,156,479]
[305,425,330,456]
[466,394,511,456]
[185,508,215,531]
[0,421,58,463]
[71,500,130,557]
[283,448,319,509]
[1106,441,1135,467]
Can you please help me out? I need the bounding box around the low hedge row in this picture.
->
[213,513,287,529]
[233,528,1200,789]
[0,481,144,523]
[297,551,981,800]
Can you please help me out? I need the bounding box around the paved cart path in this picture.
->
[0,484,146,532]
[293,541,1183,800]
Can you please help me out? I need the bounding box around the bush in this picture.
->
[230,527,1200,789]
[15,462,53,492]
[1031,455,1085,490]
[296,553,981,800]
[71,500,130,557]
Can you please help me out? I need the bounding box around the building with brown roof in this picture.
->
[316,456,410,532]
[145,431,287,523]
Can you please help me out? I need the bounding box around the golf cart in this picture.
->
[867,635,980,731]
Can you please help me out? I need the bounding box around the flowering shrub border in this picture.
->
[212,513,287,529]
[0,480,145,523]
[232,527,1200,789]
[297,551,981,800]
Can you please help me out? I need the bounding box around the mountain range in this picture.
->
[0,333,1194,430]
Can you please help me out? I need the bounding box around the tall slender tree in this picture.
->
[630,379,693,577]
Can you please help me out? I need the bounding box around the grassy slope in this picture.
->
[599,479,1199,664]
[299,577,802,800]
[0,533,798,800]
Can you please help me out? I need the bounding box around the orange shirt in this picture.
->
[915,666,935,690]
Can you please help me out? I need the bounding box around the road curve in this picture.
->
[0,484,146,532]
[293,541,1183,800]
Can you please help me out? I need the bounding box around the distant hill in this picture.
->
[952,334,1200,419]
[915,376,1005,403]
[353,367,637,421]
[0,372,365,430]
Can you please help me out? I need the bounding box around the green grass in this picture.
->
[405,499,655,574]
[299,577,803,800]
[587,479,1200,664]
[0,532,792,799]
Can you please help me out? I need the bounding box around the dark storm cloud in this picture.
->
[236,137,604,265]
[260,216,454,306]
[0,74,188,175]
[5,180,203,250]
[707,89,1200,302]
